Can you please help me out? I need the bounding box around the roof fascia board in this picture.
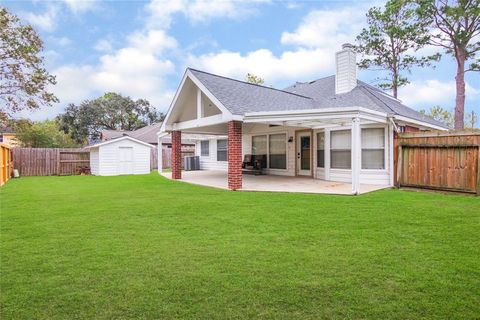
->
[244,108,387,124]
[166,113,238,131]
[244,106,388,118]
[86,136,155,149]
[394,115,448,131]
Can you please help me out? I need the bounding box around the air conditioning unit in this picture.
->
[184,156,200,171]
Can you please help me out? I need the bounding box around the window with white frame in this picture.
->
[361,128,385,169]
[251,134,287,169]
[316,132,325,168]
[330,130,351,169]
[252,135,267,155]
[217,139,227,161]
[269,133,287,169]
[200,140,209,156]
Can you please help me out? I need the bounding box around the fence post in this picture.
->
[477,146,480,196]
[396,145,402,188]
[56,149,60,176]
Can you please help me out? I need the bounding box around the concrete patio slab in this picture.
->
[160,170,389,195]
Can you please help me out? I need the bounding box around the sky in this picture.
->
[3,0,479,120]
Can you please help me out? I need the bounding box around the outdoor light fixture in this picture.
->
[288,136,293,143]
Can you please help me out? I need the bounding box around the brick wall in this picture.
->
[171,130,182,179]
[227,121,242,190]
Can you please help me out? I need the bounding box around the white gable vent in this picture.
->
[335,43,357,94]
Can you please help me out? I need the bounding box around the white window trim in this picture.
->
[200,140,210,157]
[216,139,228,162]
[360,126,389,173]
[330,128,352,170]
[251,131,289,171]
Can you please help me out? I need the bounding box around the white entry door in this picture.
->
[118,147,134,175]
[296,132,311,176]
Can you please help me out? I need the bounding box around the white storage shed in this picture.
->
[88,136,154,176]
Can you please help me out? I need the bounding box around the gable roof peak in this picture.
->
[187,67,313,100]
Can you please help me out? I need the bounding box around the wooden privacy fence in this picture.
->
[162,147,195,169]
[0,143,13,186]
[13,148,90,176]
[395,131,480,194]
[150,146,195,170]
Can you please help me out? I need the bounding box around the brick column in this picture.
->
[228,120,242,190]
[171,130,182,180]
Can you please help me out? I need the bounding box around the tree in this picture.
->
[419,105,454,127]
[57,92,164,143]
[417,0,480,129]
[464,110,478,128]
[245,73,265,85]
[16,120,77,148]
[0,7,58,119]
[355,0,440,98]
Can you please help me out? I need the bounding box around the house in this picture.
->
[158,44,447,194]
[0,126,19,147]
[87,136,154,176]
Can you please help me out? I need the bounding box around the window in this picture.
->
[252,135,267,155]
[316,132,325,168]
[217,139,227,161]
[362,128,385,169]
[269,134,287,169]
[200,140,209,156]
[330,130,351,169]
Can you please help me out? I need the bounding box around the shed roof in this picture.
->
[87,136,155,149]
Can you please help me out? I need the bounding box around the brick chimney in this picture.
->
[335,43,357,94]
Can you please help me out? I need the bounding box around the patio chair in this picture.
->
[242,154,265,175]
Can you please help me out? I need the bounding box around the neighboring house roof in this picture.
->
[102,123,196,145]
[128,122,162,144]
[0,126,15,134]
[188,68,447,128]
[87,136,155,149]
[101,129,126,140]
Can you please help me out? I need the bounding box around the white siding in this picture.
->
[196,138,228,171]
[90,148,99,175]
[94,139,151,176]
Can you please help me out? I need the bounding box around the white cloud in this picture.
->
[127,30,177,53]
[280,7,366,49]
[23,5,59,32]
[62,0,98,14]
[188,48,333,83]
[146,0,268,27]
[186,3,369,83]
[399,80,480,109]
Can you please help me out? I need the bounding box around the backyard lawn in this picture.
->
[1,173,479,319]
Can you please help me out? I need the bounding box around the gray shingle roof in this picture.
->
[189,69,315,114]
[189,68,447,128]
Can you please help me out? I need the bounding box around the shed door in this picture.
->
[118,146,134,175]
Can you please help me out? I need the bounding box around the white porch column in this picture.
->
[157,135,163,173]
[351,117,361,194]
[325,129,331,181]
[388,123,395,186]
[196,88,204,119]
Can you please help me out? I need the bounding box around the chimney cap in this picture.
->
[342,43,354,50]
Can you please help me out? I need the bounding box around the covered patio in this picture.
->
[160,170,388,195]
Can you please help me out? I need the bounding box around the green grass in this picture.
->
[1,174,479,319]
